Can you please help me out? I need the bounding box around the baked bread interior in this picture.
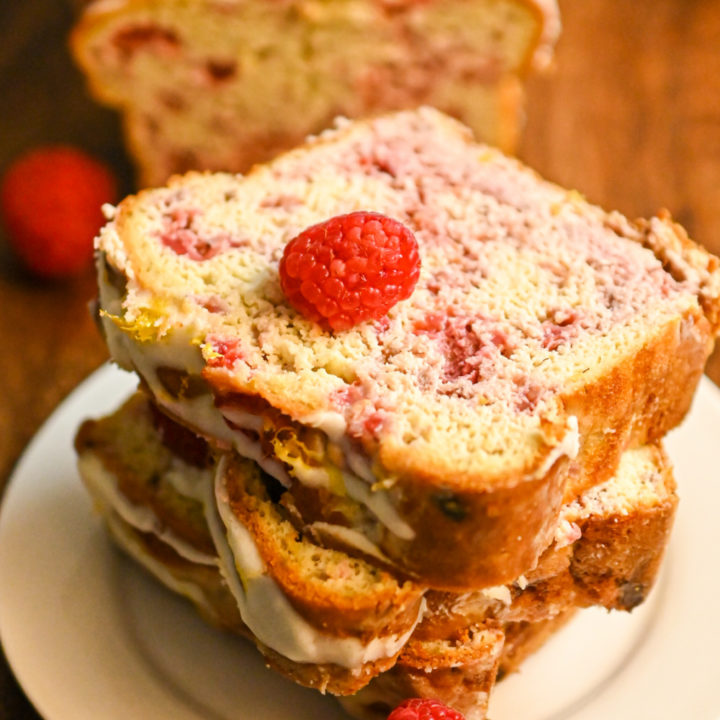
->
[71,0,560,185]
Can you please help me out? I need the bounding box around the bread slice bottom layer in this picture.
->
[75,392,677,700]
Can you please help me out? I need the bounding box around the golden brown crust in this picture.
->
[567,456,677,612]
[416,443,676,636]
[378,457,570,589]
[343,625,504,719]
[563,308,711,499]
[620,211,720,333]
[340,613,575,719]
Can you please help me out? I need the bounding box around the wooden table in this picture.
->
[1,1,718,716]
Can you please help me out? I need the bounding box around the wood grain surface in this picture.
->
[1,1,719,717]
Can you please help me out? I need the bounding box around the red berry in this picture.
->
[279,211,420,331]
[1,145,117,278]
[387,698,466,720]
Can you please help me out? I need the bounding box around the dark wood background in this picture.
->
[1,1,719,717]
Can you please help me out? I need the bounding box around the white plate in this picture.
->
[0,364,719,720]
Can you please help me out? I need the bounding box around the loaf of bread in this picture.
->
[75,391,677,698]
[71,0,560,185]
[94,108,719,589]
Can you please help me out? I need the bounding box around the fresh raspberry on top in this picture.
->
[387,698,466,720]
[0,145,116,278]
[279,211,420,331]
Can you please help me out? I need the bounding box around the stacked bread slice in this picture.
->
[78,108,720,717]
[70,0,560,186]
[76,393,676,717]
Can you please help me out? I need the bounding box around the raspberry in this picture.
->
[387,698,466,720]
[0,145,117,278]
[279,211,420,331]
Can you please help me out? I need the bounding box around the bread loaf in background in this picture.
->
[71,0,560,186]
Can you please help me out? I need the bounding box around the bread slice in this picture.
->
[93,108,717,588]
[340,611,576,720]
[70,0,559,185]
[75,392,676,696]
[75,392,426,694]
[88,490,570,718]
[419,443,677,638]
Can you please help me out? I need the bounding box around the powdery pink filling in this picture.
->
[206,336,246,370]
[415,312,515,384]
[512,375,545,413]
[362,412,385,437]
[159,208,245,261]
[331,384,364,410]
[346,402,390,441]
[358,151,399,179]
[541,308,585,351]
[330,383,387,441]
[411,312,547,411]
[194,295,228,313]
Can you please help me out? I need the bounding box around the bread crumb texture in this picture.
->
[97,108,720,487]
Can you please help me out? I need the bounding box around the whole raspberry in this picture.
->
[387,698,466,720]
[1,145,117,278]
[279,211,420,331]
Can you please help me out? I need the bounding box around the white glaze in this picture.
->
[207,457,424,668]
[78,453,216,566]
